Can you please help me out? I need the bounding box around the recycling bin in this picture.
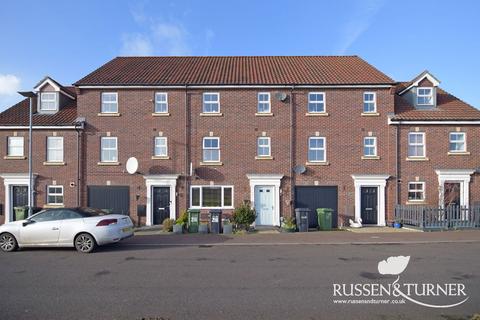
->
[317,208,333,231]
[14,207,27,221]
[295,208,310,232]
[209,209,222,234]
[188,209,200,233]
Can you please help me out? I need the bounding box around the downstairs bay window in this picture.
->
[190,186,233,208]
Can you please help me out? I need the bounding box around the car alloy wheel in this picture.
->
[0,233,17,252]
[75,233,96,253]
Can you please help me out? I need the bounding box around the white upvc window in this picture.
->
[154,137,168,157]
[257,92,271,113]
[408,182,425,201]
[408,132,426,158]
[308,92,325,113]
[101,92,118,113]
[308,137,326,162]
[40,92,58,111]
[363,137,377,156]
[202,93,220,113]
[363,92,376,113]
[154,92,168,113]
[257,137,271,157]
[190,186,233,208]
[47,185,64,205]
[417,87,433,105]
[449,132,466,153]
[100,137,118,162]
[46,136,64,162]
[7,136,24,157]
[203,137,220,162]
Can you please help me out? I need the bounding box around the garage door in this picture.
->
[87,186,130,215]
[295,186,338,228]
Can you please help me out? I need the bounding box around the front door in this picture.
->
[444,182,461,207]
[361,187,378,224]
[12,185,28,221]
[254,186,274,225]
[153,187,170,225]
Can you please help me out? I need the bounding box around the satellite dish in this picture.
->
[293,165,306,174]
[275,92,288,102]
[126,157,139,175]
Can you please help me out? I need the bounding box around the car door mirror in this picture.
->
[22,219,35,227]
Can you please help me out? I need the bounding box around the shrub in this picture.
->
[281,216,296,230]
[176,210,188,225]
[232,203,256,230]
[162,218,175,232]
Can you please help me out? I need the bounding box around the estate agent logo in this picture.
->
[333,255,469,308]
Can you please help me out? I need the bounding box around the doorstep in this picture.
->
[342,226,422,233]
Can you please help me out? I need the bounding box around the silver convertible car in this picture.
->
[0,207,134,253]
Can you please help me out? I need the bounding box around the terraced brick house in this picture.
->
[0,56,478,227]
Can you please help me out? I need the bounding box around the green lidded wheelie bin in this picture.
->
[317,208,333,230]
[188,209,200,233]
[14,207,27,221]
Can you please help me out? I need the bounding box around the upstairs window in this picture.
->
[257,92,271,113]
[363,137,377,157]
[203,93,220,113]
[100,137,118,162]
[363,92,376,113]
[40,92,57,111]
[408,182,425,201]
[154,93,168,113]
[101,92,118,113]
[47,137,64,162]
[408,132,425,158]
[308,92,325,113]
[449,132,466,153]
[154,137,168,157]
[417,87,433,105]
[257,137,271,157]
[7,136,24,157]
[203,137,220,162]
[308,137,326,162]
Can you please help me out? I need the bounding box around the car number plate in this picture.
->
[122,227,133,233]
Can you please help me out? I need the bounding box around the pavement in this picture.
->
[0,230,479,320]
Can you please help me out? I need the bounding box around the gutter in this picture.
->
[77,84,394,90]
[389,119,480,125]
[0,125,82,130]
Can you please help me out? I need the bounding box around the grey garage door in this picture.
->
[87,186,130,215]
[295,186,338,228]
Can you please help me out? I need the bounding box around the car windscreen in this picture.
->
[75,208,110,217]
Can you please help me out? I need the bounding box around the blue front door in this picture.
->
[254,186,274,225]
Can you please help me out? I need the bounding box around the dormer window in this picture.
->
[40,92,58,112]
[417,87,433,106]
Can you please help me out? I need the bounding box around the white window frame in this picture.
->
[101,92,118,113]
[257,137,271,157]
[46,136,64,162]
[308,92,325,113]
[363,92,377,113]
[154,137,168,157]
[47,185,64,205]
[202,92,220,113]
[190,185,234,209]
[154,92,168,114]
[202,137,220,162]
[100,137,118,163]
[449,132,466,153]
[407,132,426,158]
[363,137,377,157]
[7,136,24,157]
[40,92,58,111]
[417,87,433,106]
[257,92,271,113]
[308,137,326,162]
[408,182,425,202]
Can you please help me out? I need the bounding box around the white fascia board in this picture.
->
[0,125,81,130]
[78,84,393,89]
[389,119,480,125]
[34,78,76,100]
[398,72,441,95]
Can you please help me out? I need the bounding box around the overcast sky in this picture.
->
[0,0,479,110]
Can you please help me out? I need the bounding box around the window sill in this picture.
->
[3,156,26,160]
[97,162,120,166]
[200,113,223,117]
[305,112,329,117]
[43,161,66,166]
[306,161,329,166]
[361,112,380,117]
[97,113,121,117]
[361,156,381,160]
[200,161,223,166]
[255,156,274,160]
[406,157,429,161]
[152,113,170,117]
[43,204,65,208]
[255,112,274,117]
[447,151,470,156]
[152,156,170,160]
[406,200,426,205]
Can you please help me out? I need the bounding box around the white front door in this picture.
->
[254,186,274,225]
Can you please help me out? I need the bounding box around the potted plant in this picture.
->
[199,222,209,234]
[222,217,233,234]
[162,218,175,232]
[393,218,403,229]
[281,217,296,233]
[232,203,256,231]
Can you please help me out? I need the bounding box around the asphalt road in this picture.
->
[0,237,479,320]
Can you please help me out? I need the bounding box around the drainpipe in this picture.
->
[28,97,33,216]
[184,85,189,210]
[395,124,399,206]
[75,126,81,207]
[290,85,295,218]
